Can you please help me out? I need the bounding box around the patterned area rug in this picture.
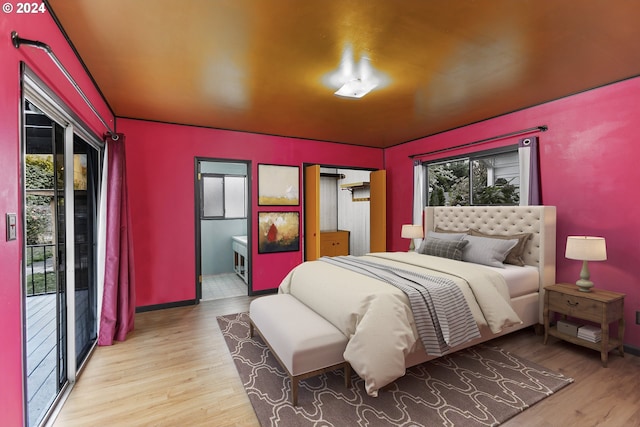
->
[217,312,573,427]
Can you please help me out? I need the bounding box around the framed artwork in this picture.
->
[258,211,300,254]
[258,164,299,206]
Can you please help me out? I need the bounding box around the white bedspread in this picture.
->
[278,251,521,396]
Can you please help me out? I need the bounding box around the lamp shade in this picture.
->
[565,236,607,261]
[401,224,424,239]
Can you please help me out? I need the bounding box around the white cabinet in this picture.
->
[232,236,248,283]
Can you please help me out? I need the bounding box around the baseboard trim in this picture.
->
[136,299,197,313]
[624,344,640,357]
[249,288,278,297]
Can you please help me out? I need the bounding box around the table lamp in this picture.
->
[401,224,423,251]
[565,236,607,292]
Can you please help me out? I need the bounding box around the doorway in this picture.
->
[195,159,251,301]
[22,75,102,427]
[304,164,386,261]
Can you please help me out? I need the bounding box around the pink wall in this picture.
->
[0,11,114,425]
[384,77,640,349]
[118,118,384,306]
[2,9,640,425]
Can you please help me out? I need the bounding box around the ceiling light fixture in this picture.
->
[323,44,389,99]
[334,77,378,98]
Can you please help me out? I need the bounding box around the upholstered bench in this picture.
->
[249,294,351,406]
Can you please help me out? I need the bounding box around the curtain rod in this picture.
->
[408,125,547,159]
[11,31,115,135]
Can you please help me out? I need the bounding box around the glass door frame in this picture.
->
[21,65,104,426]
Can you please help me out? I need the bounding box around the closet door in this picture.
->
[305,165,386,257]
[369,169,387,252]
[304,165,320,261]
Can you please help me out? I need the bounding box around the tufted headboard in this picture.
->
[424,206,557,321]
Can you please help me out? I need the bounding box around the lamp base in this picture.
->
[576,278,594,292]
[408,240,415,252]
[576,260,594,292]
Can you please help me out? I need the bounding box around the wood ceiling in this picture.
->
[47,0,640,148]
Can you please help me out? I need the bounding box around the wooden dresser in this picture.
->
[320,230,350,257]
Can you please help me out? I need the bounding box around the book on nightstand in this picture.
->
[577,325,602,343]
[557,319,583,336]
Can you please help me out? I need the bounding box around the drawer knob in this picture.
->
[566,300,579,307]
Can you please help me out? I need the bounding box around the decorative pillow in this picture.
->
[417,231,467,254]
[435,227,469,234]
[461,235,519,268]
[426,230,466,241]
[468,229,532,266]
[418,237,469,261]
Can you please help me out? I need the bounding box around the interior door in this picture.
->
[195,159,250,300]
[304,165,321,261]
[369,169,387,252]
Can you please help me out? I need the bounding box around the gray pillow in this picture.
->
[461,235,518,268]
[418,237,469,261]
[468,229,532,266]
[426,231,466,241]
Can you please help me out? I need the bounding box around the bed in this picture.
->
[278,205,556,396]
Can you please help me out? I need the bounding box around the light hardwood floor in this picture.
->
[52,296,640,427]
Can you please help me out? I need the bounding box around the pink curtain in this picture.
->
[98,133,136,345]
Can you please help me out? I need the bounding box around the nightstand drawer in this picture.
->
[548,291,602,321]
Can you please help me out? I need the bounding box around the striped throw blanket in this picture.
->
[319,255,480,356]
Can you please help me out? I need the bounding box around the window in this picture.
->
[201,174,247,218]
[425,147,519,206]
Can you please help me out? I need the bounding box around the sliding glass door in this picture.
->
[23,76,102,427]
[24,104,67,426]
[71,134,100,367]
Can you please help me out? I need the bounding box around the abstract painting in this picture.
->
[258,164,299,205]
[257,211,300,253]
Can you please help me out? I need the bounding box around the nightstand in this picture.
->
[544,283,625,367]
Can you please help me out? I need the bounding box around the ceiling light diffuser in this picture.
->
[334,78,378,98]
[322,43,390,99]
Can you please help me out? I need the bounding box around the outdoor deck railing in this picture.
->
[25,243,57,296]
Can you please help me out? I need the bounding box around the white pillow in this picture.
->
[461,235,518,268]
